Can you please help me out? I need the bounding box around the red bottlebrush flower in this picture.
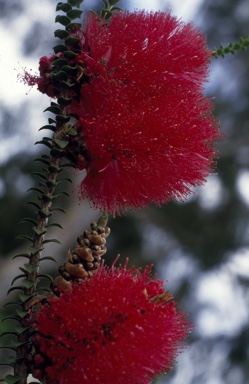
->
[32,265,191,384]
[22,55,56,97]
[70,11,220,214]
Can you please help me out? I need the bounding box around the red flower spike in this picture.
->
[33,265,191,384]
[70,11,220,214]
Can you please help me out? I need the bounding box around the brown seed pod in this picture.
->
[63,261,89,278]
[52,275,72,292]
[88,234,106,245]
[73,246,94,261]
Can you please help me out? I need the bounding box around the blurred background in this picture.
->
[0,0,249,383]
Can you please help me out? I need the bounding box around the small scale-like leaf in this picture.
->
[58,96,72,106]
[15,325,30,334]
[65,36,80,47]
[23,263,39,273]
[24,201,40,209]
[11,274,26,286]
[54,138,69,149]
[38,210,52,218]
[15,309,28,319]
[67,9,83,20]
[60,80,76,90]
[63,50,78,59]
[68,0,84,7]
[55,114,71,123]
[43,238,61,245]
[7,286,25,295]
[40,256,57,262]
[22,280,35,289]
[51,207,66,214]
[2,375,22,384]
[29,246,43,255]
[53,44,68,54]
[39,274,54,282]
[54,29,70,39]
[58,177,72,183]
[44,105,61,114]
[48,164,61,173]
[61,64,77,74]
[3,302,21,308]
[47,222,63,229]
[32,227,47,236]
[19,293,32,303]
[101,8,112,19]
[53,71,68,83]
[35,139,52,149]
[12,253,30,260]
[27,187,44,194]
[56,2,72,12]
[109,0,120,5]
[66,22,82,31]
[53,58,68,68]
[48,117,56,124]
[0,332,17,338]
[55,15,71,26]
[15,235,33,242]
[1,315,20,323]
[19,217,37,225]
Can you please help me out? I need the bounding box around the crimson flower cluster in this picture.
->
[32,265,191,384]
[25,10,220,214]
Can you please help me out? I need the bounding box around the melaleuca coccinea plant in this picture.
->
[24,9,220,215]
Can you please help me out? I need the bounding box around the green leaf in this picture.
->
[55,15,71,26]
[40,256,57,262]
[29,246,43,255]
[54,138,69,149]
[38,210,52,219]
[47,222,63,229]
[48,117,56,124]
[55,114,71,123]
[23,263,38,273]
[32,227,47,236]
[44,105,61,114]
[53,58,69,69]
[51,207,66,214]
[101,9,112,19]
[0,332,17,338]
[1,315,20,323]
[66,22,82,32]
[58,96,72,106]
[7,286,24,295]
[61,65,77,74]
[27,187,44,194]
[11,274,26,286]
[67,9,83,20]
[22,280,35,289]
[15,235,33,242]
[12,253,30,260]
[109,0,120,4]
[63,50,78,59]
[2,375,22,384]
[48,164,61,173]
[24,201,40,210]
[43,238,61,244]
[56,2,72,12]
[3,302,21,308]
[68,0,84,7]
[19,293,32,302]
[35,139,52,149]
[15,325,30,334]
[54,29,70,39]
[60,80,76,90]
[65,36,80,47]
[19,217,36,225]
[53,44,68,54]
[39,274,54,282]
[15,309,28,319]
[53,71,68,83]
[30,171,47,180]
